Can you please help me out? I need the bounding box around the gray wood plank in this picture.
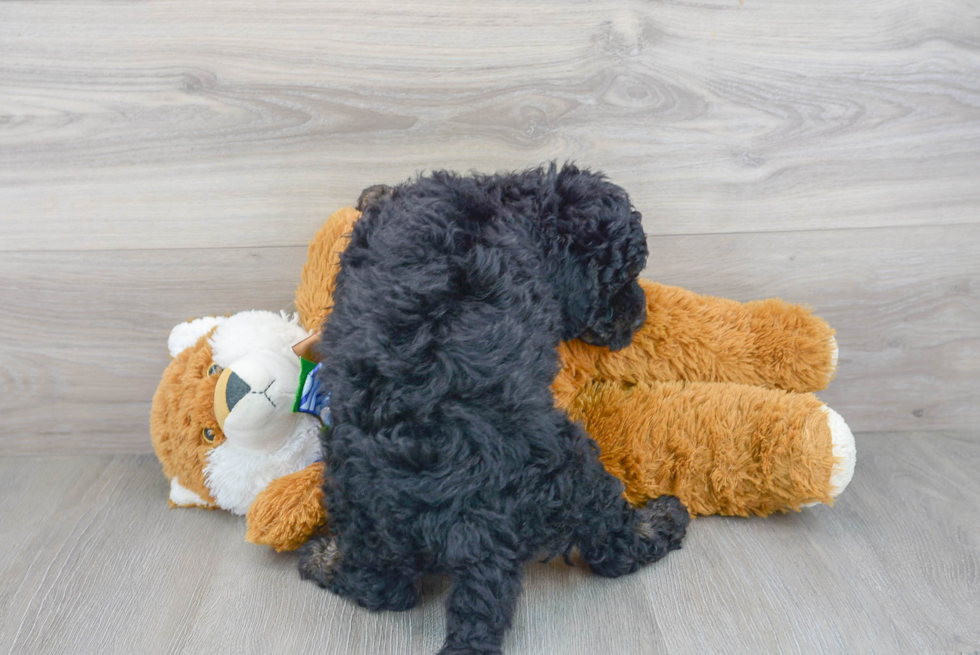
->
[1,432,978,654]
[0,247,307,454]
[2,223,976,454]
[2,0,979,252]
[647,223,980,434]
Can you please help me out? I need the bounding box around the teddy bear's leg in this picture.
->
[554,281,839,407]
[298,534,421,612]
[565,379,855,516]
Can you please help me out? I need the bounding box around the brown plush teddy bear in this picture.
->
[151,207,855,552]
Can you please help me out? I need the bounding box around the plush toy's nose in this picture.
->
[213,369,260,429]
[225,372,251,411]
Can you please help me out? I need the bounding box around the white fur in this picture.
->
[168,316,227,358]
[208,310,309,369]
[207,311,311,454]
[169,477,211,507]
[803,405,857,507]
[824,406,856,497]
[203,414,322,515]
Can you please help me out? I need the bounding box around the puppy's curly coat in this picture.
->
[298,163,689,655]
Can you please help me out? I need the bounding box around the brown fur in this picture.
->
[552,280,836,407]
[295,206,360,333]
[567,380,836,515]
[246,462,328,551]
[284,208,838,526]
[149,329,226,507]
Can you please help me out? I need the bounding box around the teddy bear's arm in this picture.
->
[565,379,855,517]
[295,207,361,333]
[245,462,327,551]
[304,210,837,396]
[555,280,837,404]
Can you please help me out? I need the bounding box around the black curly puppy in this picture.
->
[298,163,689,655]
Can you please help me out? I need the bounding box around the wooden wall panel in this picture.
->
[1,0,978,452]
[2,0,979,251]
[1,224,975,453]
[0,248,307,454]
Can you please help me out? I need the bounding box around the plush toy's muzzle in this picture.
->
[213,350,302,454]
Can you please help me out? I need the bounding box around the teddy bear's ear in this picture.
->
[167,316,227,358]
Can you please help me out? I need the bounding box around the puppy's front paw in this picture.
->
[297,535,342,588]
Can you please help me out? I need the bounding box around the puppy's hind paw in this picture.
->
[634,495,690,562]
[356,184,393,212]
[587,495,690,579]
[297,536,342,588]
[438,643,501,655]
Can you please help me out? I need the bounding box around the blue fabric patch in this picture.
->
[296,362,332,426]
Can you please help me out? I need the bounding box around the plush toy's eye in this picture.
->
[207,364,222,377]
[202,428,216,444]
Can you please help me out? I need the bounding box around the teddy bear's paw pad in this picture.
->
[802,406,856,508]
[825,406,856,497]
[297,536,342,588]
[634,495,690,556]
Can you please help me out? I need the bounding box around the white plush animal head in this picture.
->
[151,311,323,515]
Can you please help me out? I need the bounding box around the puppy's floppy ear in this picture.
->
[553,255,600,341]
[538,162,642,340]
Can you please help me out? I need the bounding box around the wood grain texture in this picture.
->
[0,247,308,454]
[2,224,975,453]
[1,0,979,452]
[1,432,978,654]
[1,0,979,252]
[647,223,980,434]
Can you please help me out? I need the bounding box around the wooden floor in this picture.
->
[1,431,978,654]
